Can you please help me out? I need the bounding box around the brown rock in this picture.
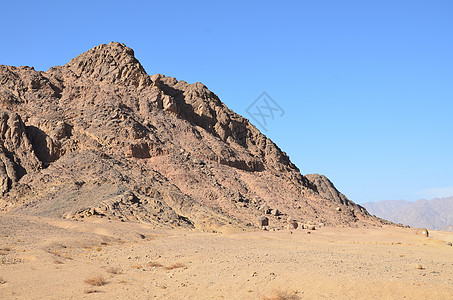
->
[259,204,271,214]
[416,228,429,237]
[287,221,298,230]
[271,209,280,216]
[52,122,72,140]
[257,216,269,227]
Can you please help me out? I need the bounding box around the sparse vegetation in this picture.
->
[147,262,163,268]
[84,288,102,294]
[0,277,6,284]
[0,246,11,256]
[53,258,64,264]
[63,253,72,260]
[262,289,301,300]
[47,250,61,257]
[84,275,107,286]
[106,266,122,274]
[164,262,186,270]
[131,265,143,269]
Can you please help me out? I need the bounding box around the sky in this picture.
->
[1,0,452,203]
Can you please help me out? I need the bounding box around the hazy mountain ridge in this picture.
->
[362,197,453,230]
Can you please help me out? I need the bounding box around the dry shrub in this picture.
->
[84,275,107,286]
[47,250,61,257]
[164,262,186,270]
[0,277,6,284]
[84,288,102,294]
[262,289,301,300]
[53,258,64,264]
[63,253,72,260]
[147,262,163,268]
[131,265,143,269]
[106,266,122,275]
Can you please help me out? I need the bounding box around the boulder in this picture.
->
[52,121,72,140]
[271,208,280,216]
[416,228,429,237]
[287,221,298,230]
[257,216,269,227]
[306,225,316,230]
[259,204,270,214]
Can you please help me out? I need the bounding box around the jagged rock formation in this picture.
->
[305,174,367,213]
[0,42,383,230]
[0,111,41,194]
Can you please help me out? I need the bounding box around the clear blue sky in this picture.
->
[1,1,452,203]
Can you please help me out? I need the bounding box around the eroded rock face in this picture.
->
[0,42,383,229]
[0,111,41,194]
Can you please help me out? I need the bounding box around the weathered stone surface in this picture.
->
[0,111,41,195]
[0,42,384,230]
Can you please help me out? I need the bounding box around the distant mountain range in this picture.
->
[362,197,453,231]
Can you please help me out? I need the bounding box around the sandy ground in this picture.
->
[1,214,452,299]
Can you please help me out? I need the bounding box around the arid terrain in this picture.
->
[1,213,452,299]
[1,43,452,299]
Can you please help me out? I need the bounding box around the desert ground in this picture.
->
[1,214,452,299]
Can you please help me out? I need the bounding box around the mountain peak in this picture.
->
[65,42,151,88]
[0,43,384,229]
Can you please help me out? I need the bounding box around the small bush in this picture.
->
[84,288,101,294]
[0,277,6,284]
[147,262,163,268]
[131,265,143,269]
[84,275,107,286]
[164,262,186,270]
[106,266,122,274]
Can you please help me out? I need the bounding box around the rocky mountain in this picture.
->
[362,197,453,230]
[0,42,383,231]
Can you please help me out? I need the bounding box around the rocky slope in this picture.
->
[363,197,453,230]
[0,42,382,230]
